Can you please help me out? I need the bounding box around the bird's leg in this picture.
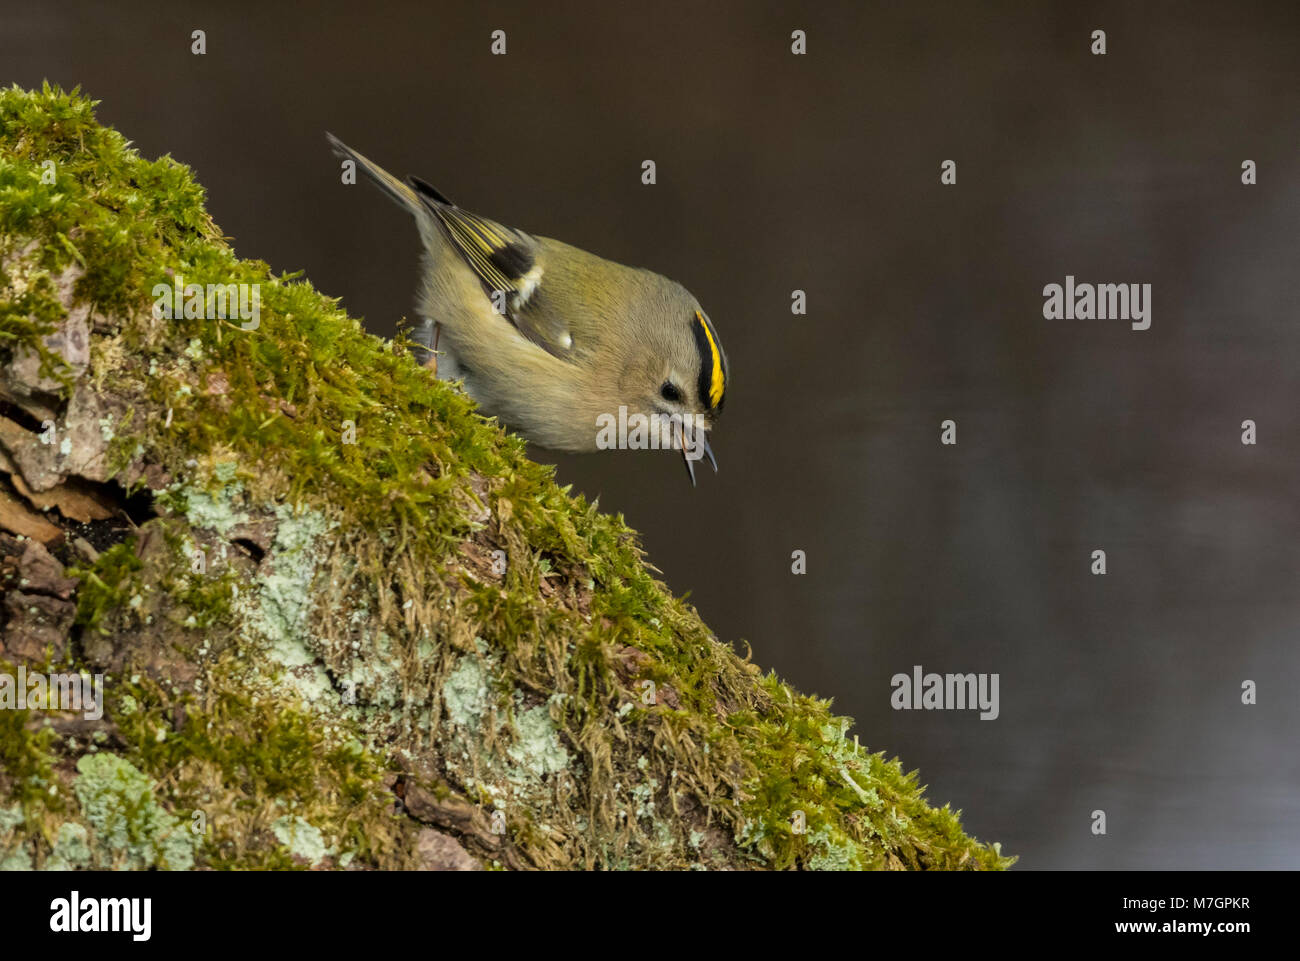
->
[411,317,440,375]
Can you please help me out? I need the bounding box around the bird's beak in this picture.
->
[702,432,718,473]
[679,424,696,486]
[678,425,718,487]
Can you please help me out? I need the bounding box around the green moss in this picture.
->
[0,83,1012,870]
[66,539,142,634]
[171,567,238,630]
[0,689,63,817]
[108,671,412,871]
[0,259,76,391]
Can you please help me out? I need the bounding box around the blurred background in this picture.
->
[6,0,1298,868]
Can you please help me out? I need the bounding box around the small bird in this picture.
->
[327,135,727,484]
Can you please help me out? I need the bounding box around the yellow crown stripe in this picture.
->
[696,311,725,407]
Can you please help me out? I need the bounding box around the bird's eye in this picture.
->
[660,381,682,403]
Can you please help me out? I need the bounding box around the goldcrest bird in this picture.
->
[326,135,727,484]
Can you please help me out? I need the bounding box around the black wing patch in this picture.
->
[407,177,535,304]
[488,241,534,283]
[407,178,572,359]
[409,176,456,207]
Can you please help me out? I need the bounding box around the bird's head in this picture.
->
[614,293,727,484]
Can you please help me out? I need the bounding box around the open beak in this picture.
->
[679,424,696,486]
[702,432,718,473]
[678,425,718,487]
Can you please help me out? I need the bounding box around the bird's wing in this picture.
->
[409,179,573,361]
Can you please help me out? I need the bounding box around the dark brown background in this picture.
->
[7,0,1299,868]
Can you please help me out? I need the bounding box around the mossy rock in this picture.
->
[0,83,1012,871]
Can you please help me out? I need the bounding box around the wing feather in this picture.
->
[410,186,573,359]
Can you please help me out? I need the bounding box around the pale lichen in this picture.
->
[73,754,197,870]
[271,815,329,866]
[45,822,93,870]
[506,703,570,780]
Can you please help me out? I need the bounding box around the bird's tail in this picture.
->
[326,132,422,214]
